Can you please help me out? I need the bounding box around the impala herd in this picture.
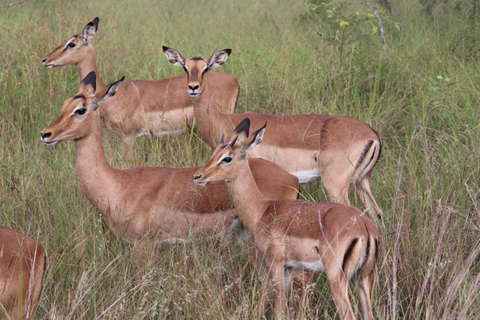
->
[1,17,384,319]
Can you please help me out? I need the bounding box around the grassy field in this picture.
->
[1,0,479,318]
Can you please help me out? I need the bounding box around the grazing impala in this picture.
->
[164,47,383,219]
[194,119,379,319]
[40,72,298,246]
[0,228,46,319]
[42,18,239,159]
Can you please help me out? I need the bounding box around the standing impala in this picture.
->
[0,228,46,319]
[42,17,239,159]
[164,47,383,219]
[194,119,379,319]
[40,72,298,246]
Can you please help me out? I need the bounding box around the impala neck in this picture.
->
[76,46,107,92]
[193,94,232,148]
[227,161,270,233]
[74,112,117,212]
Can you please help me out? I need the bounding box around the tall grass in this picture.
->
[0,0,479,318]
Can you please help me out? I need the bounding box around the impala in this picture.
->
[40,72,298,246]
[0,228,46,319]
[42,17,239,159]
[164,47,383,219]
[194,119,379,319]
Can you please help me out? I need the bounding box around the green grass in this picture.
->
[1,0,479,318]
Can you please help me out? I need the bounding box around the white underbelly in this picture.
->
[290,168,321,183]
[250,146,319,183]
[140,107,194,135]
[155,217,241,244]
[137,129,185,138]
[286,259,324,272]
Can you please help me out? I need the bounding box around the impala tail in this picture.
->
[353,129,383,220]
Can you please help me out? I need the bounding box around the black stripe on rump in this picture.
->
[342,238,359,273]
[355,140,374,170]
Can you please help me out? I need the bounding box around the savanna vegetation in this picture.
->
[0,0,479,318]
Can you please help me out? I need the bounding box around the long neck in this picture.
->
[76,46,107,92]
[193,94,233,148]
[74,112,117,213]
[227,161,270,233]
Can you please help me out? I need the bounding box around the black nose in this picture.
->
[193,174,202,180]
[41,132,51,139]
[188,85,199,91]
[42,58,47,63]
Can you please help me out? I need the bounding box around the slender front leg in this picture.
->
[269,263,286,320]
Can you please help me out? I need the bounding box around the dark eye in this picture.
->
[67,42,76,48]
[202,67,209,75]
[182,66,188,73]
[221,157,232,164]
[74,107,87,115]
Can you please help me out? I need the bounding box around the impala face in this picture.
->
[42,17,99,68]
[41,71,121,145]
[163,46,231,98]
[194,118,266,185]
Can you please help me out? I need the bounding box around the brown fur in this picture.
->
[40,74,298,245]
[42,19,238,160]
[194,119,378,319]
[165,47,383,219]
[0,228,46,319]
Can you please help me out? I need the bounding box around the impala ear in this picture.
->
[208,49,231,69]
[80,71,97,97]
[243,122,266,154]
[163,46,186,68]
[95,76,124,109]
[83,17,99,43]
[228,118,250,147]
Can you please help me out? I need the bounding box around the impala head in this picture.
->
[42,17,99,68]
[163,46,231,98]
[194,118,266,186]
[41,71,122,145]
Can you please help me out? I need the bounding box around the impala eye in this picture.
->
[202,67,209,75]
[221,157,232,164]
[67,42,76,48]
[74,107,87,115]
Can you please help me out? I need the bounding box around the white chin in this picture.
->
[195,181,208,187]
[189,93,199,99]
[44,65,54,69]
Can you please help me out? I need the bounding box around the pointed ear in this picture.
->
[227,118,250,147]
[83,17,99,43]
[80,71,97,97]
[243,122,266,154]
[163,46,186,68]
[95,76,124,109]
[208,49,231,69]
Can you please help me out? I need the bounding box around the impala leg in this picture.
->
[292,270,315,320]
[322,178,350,206]
[120,135,135,161]
[356,273,374,320]
[269,263,286,320]
[327,272,355,320]
[355,172,382,220]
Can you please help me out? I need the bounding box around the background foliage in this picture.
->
[0,0,479,318]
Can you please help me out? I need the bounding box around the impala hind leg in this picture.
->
[120,135,135,161]
[355,171,382,220]
[292,270,315,320]
[328,274,356,320]
[321,173,351,206]
[355,273,374,320]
